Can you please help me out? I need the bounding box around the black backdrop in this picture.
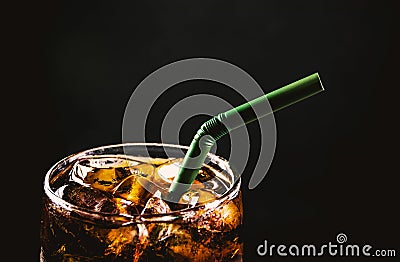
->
[15,1,400,261]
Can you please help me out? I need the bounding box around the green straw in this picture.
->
[167,73,324,202]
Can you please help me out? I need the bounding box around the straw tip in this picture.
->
[313,72,325,92]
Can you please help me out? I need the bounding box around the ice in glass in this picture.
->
[41,144,242,261]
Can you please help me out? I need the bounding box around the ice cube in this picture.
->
[178,187,217,207]
[61,182,118,214]
[166,229,213,261]
[129,163,156,178]
[69,157,149,193]
[156,158,216,184]
[153,158,187,191]
[201,201,241,232]
[141,190,171,215]
[112,174,152,206]
[215,201,241,230]
[196,188,216,204]
[105,224,149,258]
[180,190,200,207]
[156,159,180,181]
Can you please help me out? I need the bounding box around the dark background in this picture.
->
[14,0,400,261]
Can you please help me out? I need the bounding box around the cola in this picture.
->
[41,144,243,261]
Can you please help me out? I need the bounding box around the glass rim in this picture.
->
[43,142,241,224]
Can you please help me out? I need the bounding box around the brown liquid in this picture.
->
[41,156,243,261]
